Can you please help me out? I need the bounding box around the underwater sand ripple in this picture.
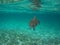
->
[0,29,60,45]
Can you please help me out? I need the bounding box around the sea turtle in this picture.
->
[29,16,40,30]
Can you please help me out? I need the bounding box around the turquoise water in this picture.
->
[0,11,60,45]
[0,0,60,45]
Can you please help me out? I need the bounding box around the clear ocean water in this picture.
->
[0,0,60,45]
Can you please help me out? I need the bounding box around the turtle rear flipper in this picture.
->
[33,27,35,31]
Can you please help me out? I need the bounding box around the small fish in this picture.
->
[29,16,40,30]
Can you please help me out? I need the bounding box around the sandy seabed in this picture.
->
[0,29,60,45]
